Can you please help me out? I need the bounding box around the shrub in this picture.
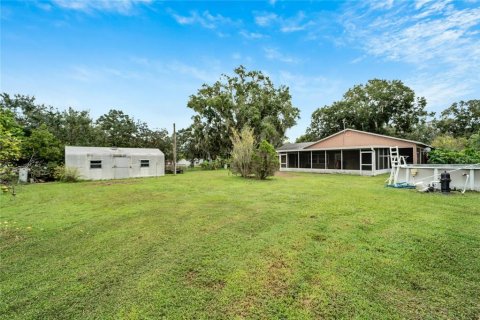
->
[230,127,255,177]
[468,131,480,151]
[199,158,225,170]
[53,166,80,182]
[0,165,18,196]
[428,148,480,164]
[252,140,279,180]
[431,135,467,151]
[200,160,210,170]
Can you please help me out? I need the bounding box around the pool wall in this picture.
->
[396,165,480,191]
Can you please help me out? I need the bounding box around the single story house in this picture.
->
[65,146,165,180]
[277,129,430,176]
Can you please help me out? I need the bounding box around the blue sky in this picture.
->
[1,0,479,140]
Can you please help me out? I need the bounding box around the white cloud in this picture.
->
[128,56,222,83]
[239,30,266,39]
[231,53,253,63]
[254,11,314,33]
[341,0,480,109]
[68,65,142,82]
[263,47,300,63]
[51,0,152,14]
[169,10,240,30]
[254,12,278,26]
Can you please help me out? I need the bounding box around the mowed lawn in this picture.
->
[1,171,479,319]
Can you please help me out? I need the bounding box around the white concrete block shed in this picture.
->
[65,146,165,180]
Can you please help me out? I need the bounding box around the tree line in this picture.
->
[0,93,173,180]
[1,66,479,183]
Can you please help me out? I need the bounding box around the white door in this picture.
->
[280,154,287,168]
[360,151,373,174]
[114,157,129,179]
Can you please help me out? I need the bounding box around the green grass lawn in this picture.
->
[1,171,479,319]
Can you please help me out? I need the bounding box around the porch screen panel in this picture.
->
[327,150,341,169]
[312,151,325,169]
[287,153,298,168]
[399,148,414,164]
[343,150,360,170]
[376,148,389,170]
[299,152,311,168]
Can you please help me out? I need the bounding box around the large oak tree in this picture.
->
[187,66,300,158]
[298,79,432,142]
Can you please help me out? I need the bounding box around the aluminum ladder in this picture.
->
[387,147,407,185]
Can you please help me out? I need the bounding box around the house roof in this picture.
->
[276,142,315,151]
[277,129,430,152]
[65,146,164,156]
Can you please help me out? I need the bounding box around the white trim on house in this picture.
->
[277,145,395,153]
[280,167,391,176]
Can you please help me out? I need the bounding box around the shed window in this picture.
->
[140,160,150,168]
[90,160,102,169]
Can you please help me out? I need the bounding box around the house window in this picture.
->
[140,160,150,168]
[90,160,102,169]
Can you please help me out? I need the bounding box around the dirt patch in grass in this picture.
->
[0,227,25,249]
[312,234,327,242]
[184,269,199,284]
[88,180,138,186]
[274,171,299,178]
[184,269,225,291]
[265,257,292,297]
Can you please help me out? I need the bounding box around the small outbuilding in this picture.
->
[65,146,165,180]
[277,129,430,176]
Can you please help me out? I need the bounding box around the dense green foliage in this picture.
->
[199,158,226,170]
[0,108,22,164]
[187,66,300,158]
[230,128,278,179]
[299,79,432,142]
[431,135,468,151]
[428,148,480,164]
[469,131,480,151]
[1,171,479,319]
[53,165,80,182]
[436,100,480,138]
[252,140,279,180]
[429,131,480,164]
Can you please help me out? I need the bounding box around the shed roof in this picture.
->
[65,146,164,156]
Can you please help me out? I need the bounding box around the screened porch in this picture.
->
[279,148,393,173]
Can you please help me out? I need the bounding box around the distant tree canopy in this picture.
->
[436,100,480,138]
[298,79,433,142]
[187,66,300,159]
